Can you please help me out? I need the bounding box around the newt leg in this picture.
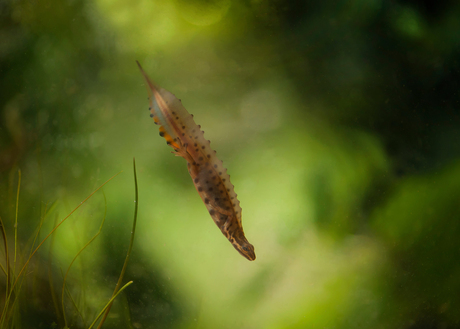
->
[172,139,194,163]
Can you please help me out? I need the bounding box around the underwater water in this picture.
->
[1,0,460,328]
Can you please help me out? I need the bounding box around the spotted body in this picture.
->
[137,61,255,261]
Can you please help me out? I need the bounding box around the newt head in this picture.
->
[232,234,256,261]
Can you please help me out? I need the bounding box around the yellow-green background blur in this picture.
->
[1,0,460,328]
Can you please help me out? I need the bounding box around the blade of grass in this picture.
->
[60,267,86,327]
[0,171,122,328]
[97,158,139,329]
[61,191,108,328]
[0,262,6,277]
[0,216,10,322]
[3,203,53,328]
[48,213,62,326]
[6,200,53,326]
[29,201,50,295]
[88,281,133,329]
[0,171,19,329]
[14,169,21,267]
[29,201,57,251]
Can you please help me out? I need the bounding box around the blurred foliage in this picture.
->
[0,0,460,328]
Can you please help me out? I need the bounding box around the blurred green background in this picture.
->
[1,0,460,328]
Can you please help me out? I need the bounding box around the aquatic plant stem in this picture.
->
[0,216,10,321]
[14,170,21,265]
[0,171,122,327]
[88,281,133,329]
[61,192,108,328]
[96,158,138,329]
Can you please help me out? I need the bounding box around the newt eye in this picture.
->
[242,246,250,252]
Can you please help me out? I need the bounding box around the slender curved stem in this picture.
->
[96,158,138,329]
